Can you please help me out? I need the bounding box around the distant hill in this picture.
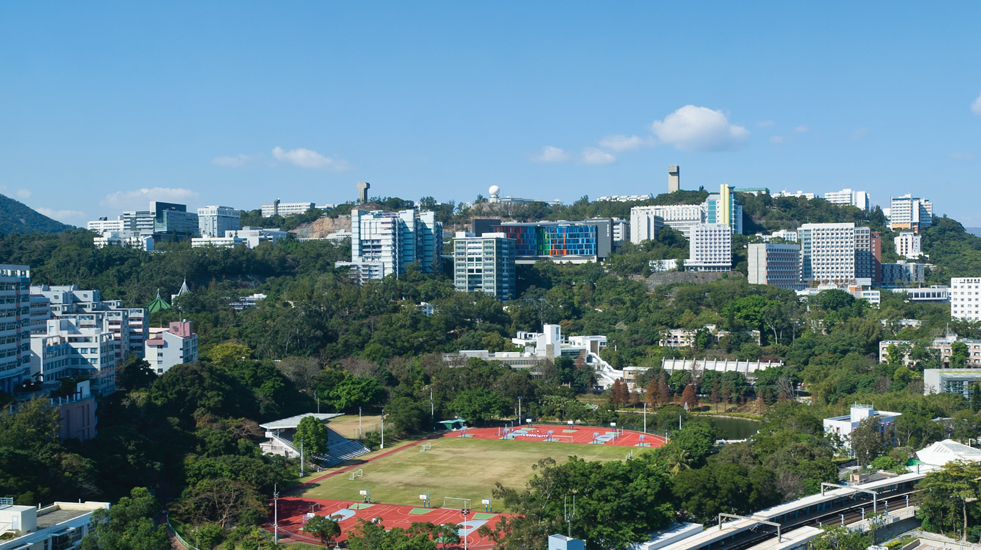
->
[966,227,981,238]
[0,194,73,235]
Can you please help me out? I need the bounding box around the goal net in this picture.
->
[548,435,575,444]
[348,468,363,480]
[442,497,472,511]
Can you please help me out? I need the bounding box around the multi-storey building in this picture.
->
[338,208,443,282]
[895,232,923,259]
[630,204,702,241]
[197,205,241,237]
[86,218,124,232]
[145,321,198,375]
[31,285,148,358]
[611,218,629,248]
[797,223,875,285]
[881,261,927,287]
[823,189,870,210]
[30,318,117,396]
[890,194,933,232]
[748,243,802,289]
[90,201,199,240]
[191,227,288,249]
[756,229,799,242]
[705,184,743,235]
[0,500,109,550]
[0,265,32,395]
[92,231,154,251]
[684,224,732,272]
[494,219,613,264]
[452,232,516,301]
[951,277,981,321]
[261,199,317,218]
[773,190,816,199]
[29,295,50,335]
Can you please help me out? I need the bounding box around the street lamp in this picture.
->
[273,484,280,543]
[460,508,471,550]
[381,408,385,449]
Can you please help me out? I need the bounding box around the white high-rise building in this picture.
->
[31,285,148,358]
[890,194,933,233]
[338,208,443,282]
[748,243,802,289]
[951,277,981,321]
[452,232,516,301]
[145,321,198,375]
[684,224,732,272]
[797,223,875,285]
[630,204,703,241]
[895,232,923,259]
[0,265,32,395]
[612,218,630,247]
[824,189,870,210]
[31,317,117,396]
[197,205,242,237]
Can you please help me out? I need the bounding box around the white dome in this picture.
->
[489,185,500,196]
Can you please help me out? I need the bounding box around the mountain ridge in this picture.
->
[0,193,74,235]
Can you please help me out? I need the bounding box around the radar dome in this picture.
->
[489,185,500,196]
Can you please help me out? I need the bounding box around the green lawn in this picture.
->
[297,437,635,511]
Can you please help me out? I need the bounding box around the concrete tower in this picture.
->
[668,165,680,193]
[356,181,371,203]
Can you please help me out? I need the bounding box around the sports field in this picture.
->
[297,437,637,511]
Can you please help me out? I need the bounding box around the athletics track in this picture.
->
[448,425,668,448]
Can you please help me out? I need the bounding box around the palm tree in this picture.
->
[666,447,692,476]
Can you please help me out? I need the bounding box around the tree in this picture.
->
[850,416,885,467]
[918,460,981,540]
[449,389,509,422]
[645,378,658,407]
[81,487,171,550]
[658,373,671,408]
[303,515,342,545]
[208,342,254,367]
[680,384,698,410]
[293,415,329,456]
[809,525,872,550]
[176,478,265,530]
[117,356,157,391]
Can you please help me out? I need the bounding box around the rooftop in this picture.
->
[259,413,344,430]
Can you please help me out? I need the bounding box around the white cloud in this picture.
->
[972,91,981,115]
[851,127,869,141]
[792,125,809,133]
[36,208,87,224]
[100,187,201,209]
[769,136,785,145]
[580,147,616,165]
[951,152,976,160]
[756,120,774,128]
[15,189,31,199]
[212,154,259,167]
[597,134,653,152]
[531,146,570,163]
[272,146,350,171]
[650,105,750,152]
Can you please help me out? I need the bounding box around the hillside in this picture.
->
[0,193,73,235]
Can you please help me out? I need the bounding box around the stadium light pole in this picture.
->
[518,396,522,425]
[359,406,362,439]
[273,484,279,544]
[643,402,647,434]
[381,407,385,449]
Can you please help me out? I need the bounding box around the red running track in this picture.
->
[444,425,667,448]
[271,497,508,549]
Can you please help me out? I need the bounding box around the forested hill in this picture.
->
[0,193,73,234]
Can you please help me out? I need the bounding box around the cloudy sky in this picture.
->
[1,2,980,226]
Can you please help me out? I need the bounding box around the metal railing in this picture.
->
[166,517,199,550]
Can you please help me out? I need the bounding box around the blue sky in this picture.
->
[1,2,980,226]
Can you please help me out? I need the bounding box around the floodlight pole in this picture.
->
[430,387,434,421]
[518,396,522,425]
[643,402,647,433]
[300,439,304,478]
[381,407,385,449]
[273,483,279,544]
[359,406,362,439]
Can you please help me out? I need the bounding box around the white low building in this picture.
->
[916,439,981,468]
[0,500,110,550]
[93,230,154,251]
[823,404,901,450]
[191,227,288,249]
[144,321,198,375]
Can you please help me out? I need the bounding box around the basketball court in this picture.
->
[272,497,507,549]
[446,425,666,448]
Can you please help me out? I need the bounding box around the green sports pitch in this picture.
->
[297,437,637,511]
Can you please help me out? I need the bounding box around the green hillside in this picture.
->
[0,193,73,235]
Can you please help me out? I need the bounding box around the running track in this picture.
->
[450,425,667,448]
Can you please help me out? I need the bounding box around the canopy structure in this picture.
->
[146,289,171,314]
[437,419,467,429]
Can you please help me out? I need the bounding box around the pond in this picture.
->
[708,416,760,440]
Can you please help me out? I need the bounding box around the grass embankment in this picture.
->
[298,437,633,511]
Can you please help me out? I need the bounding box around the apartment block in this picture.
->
[261,199,316,218]
[705,184,743,235]
[881,261,927,287]
[797,223,874,285]
[684,224,732,272]
[612,218,629,247]
[145,321,199,375]
[197,205,242,237]
[340,208,443,282]
[748,243,802,289]
[951,277,981,321]
[31,318,117,396]
[890,194,933,233]
[452,232,516,301]
[31,285,148,358]
[494,219,612,264]
[823,189,870,210]
[630,204,701,241]
[895,232,922,259]
[0,265,32,395]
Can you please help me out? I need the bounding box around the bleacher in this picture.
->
[320,428,370,466]
[258,413,370,467]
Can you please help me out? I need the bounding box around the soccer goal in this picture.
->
[419,443,432,452]
[442,497,472,511]
[548,434,575,444]
[348,468,363,480]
